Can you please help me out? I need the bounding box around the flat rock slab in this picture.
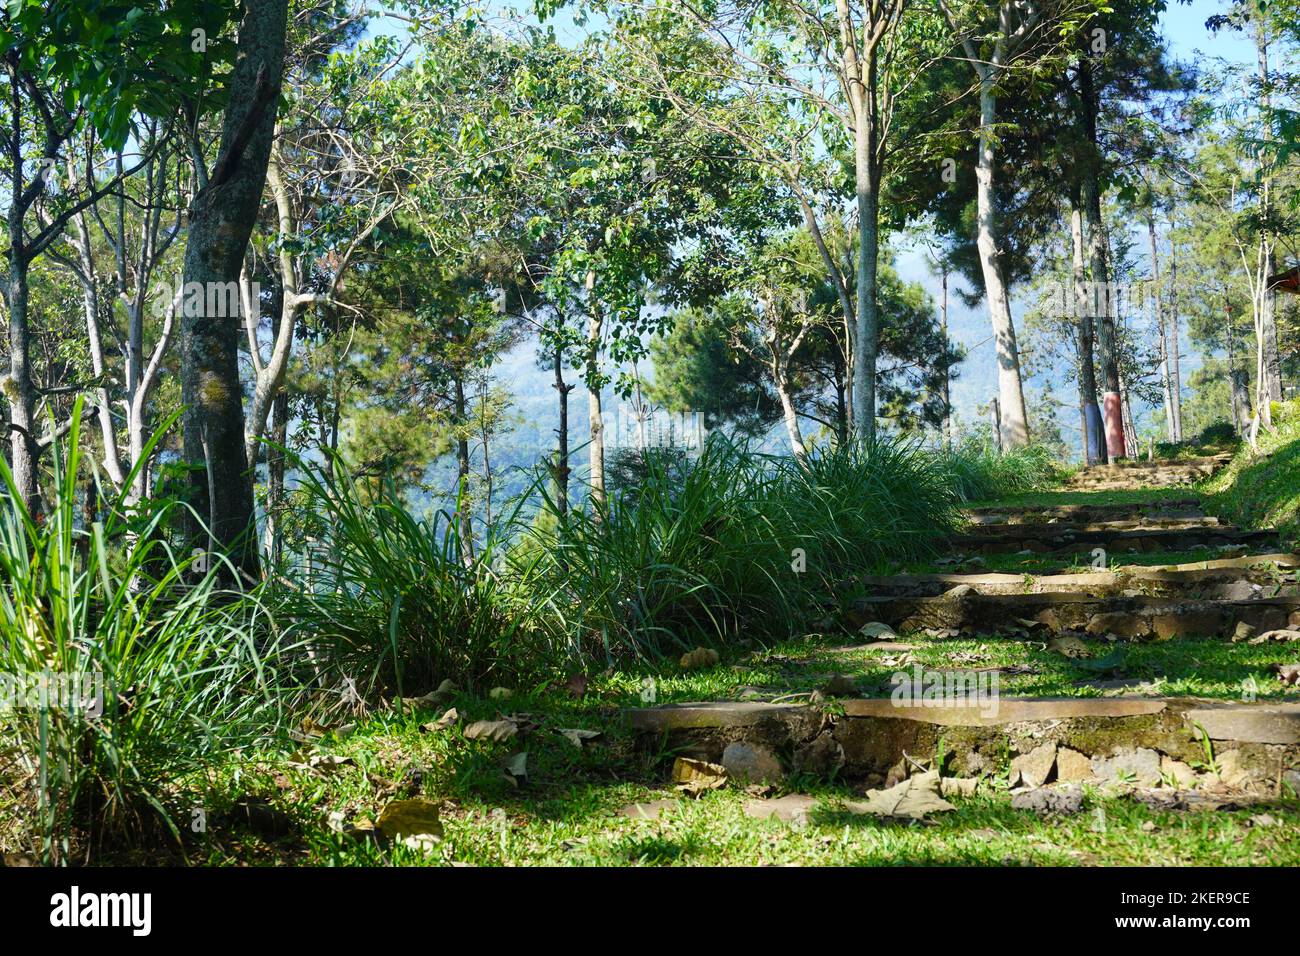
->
[627,697,1300,787]
[626,701,810,731]
[848,592,1300,639]
[966,499,1203,522]
[860,566,1298,599]
[1141,552,1300,572]
[948,527,1278,556]
[970,517,1225,535]
[838,696,1167,727]
[1184,704,1300,744]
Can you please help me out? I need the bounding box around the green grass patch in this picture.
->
[1202,402,1300,547]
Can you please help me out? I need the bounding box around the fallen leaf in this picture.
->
[679,647,721,670]
[821,674,858,697]
[399,679,459,710]
[564,673,588,697]
[939,776,979,798]
[1047,635,1090,658]
[287,751,354,774]
[743,793,818,824]
[1249,628,1300,644]
[859,621,899,639]
[617,799,678,820]
[376,798,443,851]
[1074,648,1127,674]
[463,718,519,743]
[298,716,333,738]
[846,770,955,820]
[488,687,513,700]
[503,751,528,787]
[420,707,460,733]
[556,727,602,748]
[671,756,727,794]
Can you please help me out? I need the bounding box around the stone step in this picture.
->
[966,516,1226,534]
[626,697,1300,789]
[966,499,1204,522]
[949,526,1278,556]
[861,557,1300,599]
[847,591,1300,639]
[1081,454,1232,471]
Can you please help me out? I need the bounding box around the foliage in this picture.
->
[934,439,1062,502]
[0,404,287,863]
[533,435,962,662]
[271,453,563,699]
[1203,400,1300,544]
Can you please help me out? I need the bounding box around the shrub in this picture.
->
[271,455,562,700]
[932,440,1060,501]
[0,405,286,863]
[534,435,960,663]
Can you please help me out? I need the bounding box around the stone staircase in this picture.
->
[625,456,1300,802]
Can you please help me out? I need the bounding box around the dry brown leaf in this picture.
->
[463,718,519,743]
[671,756,727,794]
[845,770,956,820]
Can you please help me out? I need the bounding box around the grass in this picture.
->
[934,441,1062,500]
[1202,402,1300,547]
[6,425,1297,867]
[0,404,290,864]
[119,643,1300,867]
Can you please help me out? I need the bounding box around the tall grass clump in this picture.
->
[0,404,286,864]
[537,439,792,662]
[775,437,964,590]
[272,454,561,700]
[537,435,960,664]
[934,439,1060,501]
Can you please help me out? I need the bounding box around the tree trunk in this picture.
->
[1146,211,1177,443]
[1256,22,1284,406]
[1078,57,1123,459]
[585,309,605,512]
[3,259,40,512]
[1168,237,1183,441]
[552,340,571,518]
[773,357,806,458]
[850,51,880,444]
[940,266,952,449]
[453,374,474,566]
[179,0,288,583]
[262,388,287,565]
[1226,303,1249,435]
[973,75,1030,449]
[1070,198,1101,464]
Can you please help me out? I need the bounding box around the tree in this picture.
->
[1,0,223,511]
[939,0,1099,449]
[595,0,956,441]
[178,0,288,580]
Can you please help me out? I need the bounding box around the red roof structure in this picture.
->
[1268,264,1300,295]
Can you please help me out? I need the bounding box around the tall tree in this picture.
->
[178,0,288,579]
